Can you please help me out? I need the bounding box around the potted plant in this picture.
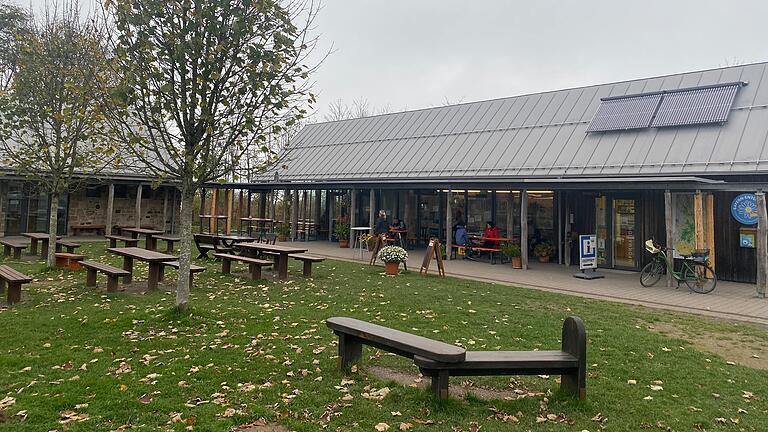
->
[275,223,289,242]
[501,243,522,269]
[334,219,350,248]
[378,245,408,275]
[534,242,554,263]
[359,233,375,251]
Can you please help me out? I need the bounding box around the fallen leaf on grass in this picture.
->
[375,422,390,431]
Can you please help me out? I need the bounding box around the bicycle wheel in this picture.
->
[640,260,664,287]
[682,261,717,294]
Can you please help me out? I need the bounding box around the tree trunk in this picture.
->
[176,186,194,311]
[47,193,59,268]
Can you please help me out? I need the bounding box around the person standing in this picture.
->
[374,210,389,236]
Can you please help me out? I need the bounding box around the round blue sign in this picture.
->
[731,193,758,225]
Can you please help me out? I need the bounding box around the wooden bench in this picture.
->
[451,245,502,264]
[55,240,81,253]
[326,317,466,371]
[159,261,206,289]
[213,253,272,280]
[70,224,105,236]
[414,316,587,399]
[105,235,140,248]
[0,239,28,260]
[156,234,181,253]
[289,254,325,277]
[55,253,85,271]
[327,316,587,400]
[81,260,130,292]
[0,265,32,304]
[194,234,233,259]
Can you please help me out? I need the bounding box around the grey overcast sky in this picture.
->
[23,0,768,119]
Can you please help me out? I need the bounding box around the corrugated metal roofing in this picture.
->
[264,61,768,184]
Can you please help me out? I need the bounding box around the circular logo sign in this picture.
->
[731,193,758,225]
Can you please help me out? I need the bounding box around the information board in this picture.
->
[579,234,597,270]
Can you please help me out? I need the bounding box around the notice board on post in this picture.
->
[420,238,445,277]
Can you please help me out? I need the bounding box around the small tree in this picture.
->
[0,1,116,267]
[104,0,319,310]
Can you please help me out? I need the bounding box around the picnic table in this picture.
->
[236,242,307,280]
[218,234,258,248]
[121,227,165,251]
[21,232,61,257]
[107,247,176,290]
[240,217,275,236]
[388,228,407,248]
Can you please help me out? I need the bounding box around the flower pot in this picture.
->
[538,255,550,263]
[339,240,349,248]
[385,261,399,275]
[511,256,522,269]
[277,234,287,242]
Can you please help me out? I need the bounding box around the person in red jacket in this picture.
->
[483,221,500,248]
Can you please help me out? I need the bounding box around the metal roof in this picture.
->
[264,61,768,185]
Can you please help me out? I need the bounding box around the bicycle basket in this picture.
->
[644,239,660,254]
[691,249,709,262]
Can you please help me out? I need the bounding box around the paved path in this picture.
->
[283,241,768,325]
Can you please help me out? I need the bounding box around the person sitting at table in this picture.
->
[390,217,406,231]
[454,222,468,246]
[374,210,389,237]
[483,221,501,248]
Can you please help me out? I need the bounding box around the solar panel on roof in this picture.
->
[586,93,662,132]
[650,83,741,127]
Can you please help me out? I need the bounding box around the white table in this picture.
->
[351,227,372,259]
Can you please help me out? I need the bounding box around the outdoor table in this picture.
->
[107,247,176,290]
[240,217,275,236]
[388,228,407,248]
[218,234,258,248]
[21,232,61,257]
[351,226,371,259]
[235,242,307,280]
[121,227,165,251]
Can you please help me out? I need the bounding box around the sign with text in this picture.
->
[579,234,597,270]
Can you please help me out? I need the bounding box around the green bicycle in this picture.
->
[640,239,717,294]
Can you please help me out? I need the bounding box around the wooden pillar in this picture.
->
[404,191,412,239]
[259,191,267,218]
[369,189,376,233]
[199,188,206,233]
[706,193,716,271]
[757,192,767,298]
[303,190,309,225]
[327,191,334,240]
[446,190,453,260]
[282,189,289,225]
[664,190,674,288]
[694,190,704,251]
[314,190,322,229]
[162,187,169,233]
[210,188,218,233]
[289,190,298,240]
[135,184,143,228]
[237,190,244,233]
[105,183,115,235]
[350,189,357,244]
[520,189,528,270]
[225,189,234,234]
[557,191,563,265]
[505,192,514,245]
[564,196,571,267]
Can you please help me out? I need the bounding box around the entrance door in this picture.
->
[613,198,638,269]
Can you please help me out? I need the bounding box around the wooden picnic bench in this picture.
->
[21,232,61,257]
[0,239,28,260]
[70,224,105,236]
[159,261,206,289]
[289,253,325,277]
[327,316,587,400]
[55,252,85,270]
[81,260,130,292]
[106,247,176,289]
[194,234,233,259]
[155,234,181,253]
[105,234,140,248]
[451,244,502,264]
[214,253,272,280]
[0,265,33,304]
[55,240,81,253]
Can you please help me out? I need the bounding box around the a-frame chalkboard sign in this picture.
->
[420,238,445,277]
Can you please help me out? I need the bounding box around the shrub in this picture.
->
[378,245,408,263]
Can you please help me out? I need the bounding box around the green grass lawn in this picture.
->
[0,241,766,431]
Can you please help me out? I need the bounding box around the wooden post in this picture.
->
[557,191,563,265]
[314,190,322,230]
[446,190,452,260]
[237,190,244,233]
[350,189,357,245]
[135,184,143,228]
[105,183,115,235]
[369,189,376,233]
[694,190,704,251]
[259,191,267,218]
[505,192,514,246]
[270,191,277,221]
[706,193,716,271]
[162,187,169,233]
[757,192,767,298]
[209,188,218,233]
[291,190,299,241]
[520,189,528,270]
[664,190,674,288]
[564,196,571,267]
[327,191,334,240]
[225,189,234,234]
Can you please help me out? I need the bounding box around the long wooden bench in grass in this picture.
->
[214,253,272,280]
[81,260,130,292]
[0,239,28,260]
[326,316,587,400]
[105,234,139,248]
[156,234,181,253]
[289,254,325,277]
[55,240,81,253]
[0,265,33,304]
[159,261,206,288]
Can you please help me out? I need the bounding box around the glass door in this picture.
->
[613,198,638,269]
